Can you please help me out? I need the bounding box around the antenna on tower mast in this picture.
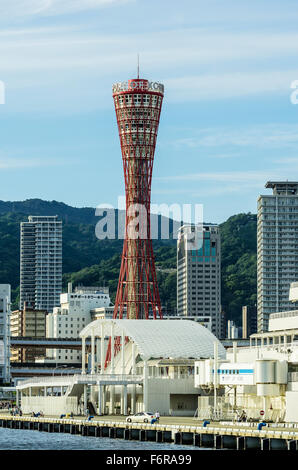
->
[137,53,140,79]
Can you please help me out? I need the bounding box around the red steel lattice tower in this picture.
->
[112,77,164,320]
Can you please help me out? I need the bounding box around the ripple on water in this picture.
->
[0,427,205,450]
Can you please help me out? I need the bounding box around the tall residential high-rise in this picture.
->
[177,225,222,338]
[257,181,298,332]
[20,216,62,312]
[111,78,164,320]
[0,284,11,384]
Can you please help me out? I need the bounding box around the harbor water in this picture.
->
[0,427,203,450]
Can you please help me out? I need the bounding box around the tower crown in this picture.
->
[112,78,164,95]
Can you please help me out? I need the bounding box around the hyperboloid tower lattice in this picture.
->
[112,77,164,320]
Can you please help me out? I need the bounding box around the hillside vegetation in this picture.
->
[0,199,257,324]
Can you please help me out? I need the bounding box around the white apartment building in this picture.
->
[257,181,298,332]
[20,215,62,312]
[177,225,222,338]
[46,285,111,364]
[0,285,11,384]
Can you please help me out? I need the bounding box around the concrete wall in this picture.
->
[147,378,198,416]
[285,391,298,422]
[21,396,79,416]
[169,394,198,416]
[269,315,298,332]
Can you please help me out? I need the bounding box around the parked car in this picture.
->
[126,412,154,423]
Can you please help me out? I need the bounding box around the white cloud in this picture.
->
[157,170,270,183]
[0,0,132,19]
[164,69,298,102]
[0,19,297,113]
[172,124,298,148]
[0,157,70,169]
[156,167,298,185]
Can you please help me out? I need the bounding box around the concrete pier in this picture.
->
[0,415,297,450]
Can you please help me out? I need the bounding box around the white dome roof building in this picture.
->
[79,319,226,416]
[80,318,226,364]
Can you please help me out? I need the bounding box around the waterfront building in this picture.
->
[10,305,46,362]
[194,283,298,423]
[20,215,62,312]
[257,181,298,332]
[16,319,225,416]
[177,224,222,338]
[242,305,257,339]
[0,285,11,385]
[45,285,110,365]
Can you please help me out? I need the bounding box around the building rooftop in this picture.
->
[80,319,226,360]
[264,181,298,195]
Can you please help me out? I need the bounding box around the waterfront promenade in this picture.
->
[1,409,297,431]
[0,410,298,450]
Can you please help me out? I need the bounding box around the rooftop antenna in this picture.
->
[137,53,140,79]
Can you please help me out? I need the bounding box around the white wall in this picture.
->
[269,315,298,332]
[21,396,79,416]
[285,391,298,422]
[147,378,198,416]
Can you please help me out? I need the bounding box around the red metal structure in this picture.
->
[111,77,164,321]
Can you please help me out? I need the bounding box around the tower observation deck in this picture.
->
[112,78,164,320]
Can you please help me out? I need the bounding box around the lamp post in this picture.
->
[52,364,67,376]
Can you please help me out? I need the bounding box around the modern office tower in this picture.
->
[111,77,164,321]
[46,285,110,364]
[10,304,46,362]
[177,225,222,338]
[0,285,11,384]
[242,305,257,339]
[20,215,62,312]
[257,181,298,332]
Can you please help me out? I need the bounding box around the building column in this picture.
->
[102,385,106,415]
[143,359,149,412]
[131,342,136,414]
[81,336,86,374]
[98,383,102,415]
[120,331,125,414]
[101,323,105,375]
[120,386,124,415]
[91,331,95,375]
[109,323,115,415]
[110,323,115,373]
[123,384,128,415]
[121,331,125,374]
[83,384,88,416]
[96,338,101,364]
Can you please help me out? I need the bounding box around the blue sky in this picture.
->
[1,0,298,223]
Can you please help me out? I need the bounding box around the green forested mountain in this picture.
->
[0,199,257,325]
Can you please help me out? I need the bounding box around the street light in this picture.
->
[52,364,67,376]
